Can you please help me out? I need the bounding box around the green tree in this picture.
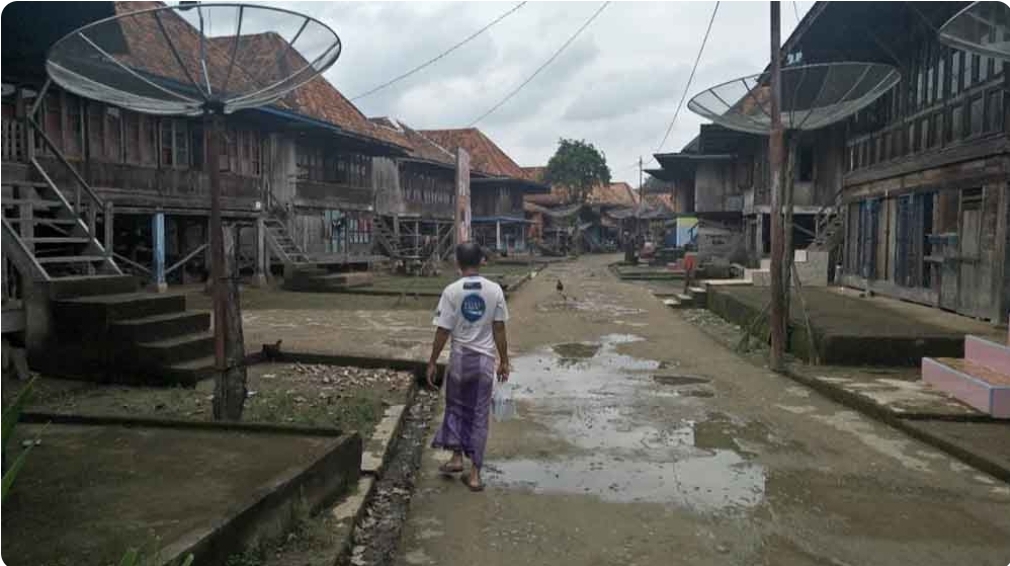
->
[543,138,611,205]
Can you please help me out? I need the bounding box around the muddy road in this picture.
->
[393,255,1010,566]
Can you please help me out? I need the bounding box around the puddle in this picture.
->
[486,452,764,511]
[491,335,767,513]
[553,342,602,359]
[653,374,710,386]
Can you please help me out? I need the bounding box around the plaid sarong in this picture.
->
[431,346,496,468]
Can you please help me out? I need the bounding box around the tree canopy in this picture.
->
[543,138,611,205]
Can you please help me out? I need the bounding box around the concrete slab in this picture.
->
[362,404,406,476]
[707,286,1002,365]
[1,422,360,566]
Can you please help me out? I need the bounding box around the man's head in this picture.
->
[455,242,483,271]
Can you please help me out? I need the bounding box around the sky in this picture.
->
[286,1,812,184]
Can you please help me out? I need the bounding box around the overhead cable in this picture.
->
[351,2,528,101]
[468,1,610,127]
[654,1,720,153]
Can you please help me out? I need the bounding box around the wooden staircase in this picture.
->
[808,191,844,253]
[373,216,404,259]
[264,216,312,266]
[2,172,119,281]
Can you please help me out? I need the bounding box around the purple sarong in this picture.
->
[432,347,495,468]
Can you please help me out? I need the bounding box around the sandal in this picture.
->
[438,462,464,475]
[461,475,485,492]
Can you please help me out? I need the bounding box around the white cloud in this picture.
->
[293,1,810,184]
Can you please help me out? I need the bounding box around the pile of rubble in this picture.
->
[268,363,412,391]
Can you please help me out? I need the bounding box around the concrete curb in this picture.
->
[158,432,362,566]
[333,379,421,565]
[782,366,1010,483]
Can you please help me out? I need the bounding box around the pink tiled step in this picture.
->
[922,357,1010,419]
[965,335,1010,375]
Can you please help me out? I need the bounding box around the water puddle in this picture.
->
[653,374,710,386]
[486,451,764,511]
[489,336,767,513]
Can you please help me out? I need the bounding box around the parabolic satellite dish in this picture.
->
[938,1,1010,61]
[687,62,901,135]
[45,2,342,116]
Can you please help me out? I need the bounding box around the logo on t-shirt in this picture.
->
[460,293,486,322]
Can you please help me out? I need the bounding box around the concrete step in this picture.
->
[675,293,694,306]
[110,310,211,343]
[135,331,214,365]
[922,357,1010,418]
[164,355,216,385]
[46,275,138,299]
[965,335,1010,375]
[55,292,186,322]
[662,298,682,309]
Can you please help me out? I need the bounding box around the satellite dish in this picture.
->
[687,62,901,134]
[45,2,342,116]
[938,1,1010,61]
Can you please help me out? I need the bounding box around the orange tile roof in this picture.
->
[371,117,456,166]
[418,128,527,179]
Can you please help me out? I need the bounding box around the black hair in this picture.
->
[455,242,483,269]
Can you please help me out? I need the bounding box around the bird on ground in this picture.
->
[556,279,569,302]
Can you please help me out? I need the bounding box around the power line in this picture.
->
[468,1,610,127]
[351,2,528,101]
[654,1,720,154]
[792,0,801,23]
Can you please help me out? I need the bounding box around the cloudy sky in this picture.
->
[290,1,811,183]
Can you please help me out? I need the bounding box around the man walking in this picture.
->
[427,242,511,492]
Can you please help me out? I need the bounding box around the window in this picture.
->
[190,122,204,169]
[979,55,989,82]
[948,103,964,142]
[985,90,1003,133]
[969,95,984,136]
[125,112,141,163]
[65,95,82,157]
[906,123,916,154]
[87,103,105,159]
[105,106,122,162]
[159,119,189,168]
[929,112,943,148]
[42,92,63,153]
[796,145,814,181]
[970,54,980,85]
[950,51,963,96]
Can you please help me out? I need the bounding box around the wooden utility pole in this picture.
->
[768,1,787,372]
[208,110,247,420]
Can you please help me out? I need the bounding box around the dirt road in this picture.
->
[393,255,1010,566]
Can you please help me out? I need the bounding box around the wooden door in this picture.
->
[957,188,984,317]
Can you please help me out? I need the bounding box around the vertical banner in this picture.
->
[455,147,471,244]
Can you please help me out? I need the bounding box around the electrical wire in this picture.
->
[792,0,801,23]
[351,2,528,101]
[654,1,720,153]
[468,1,610,127]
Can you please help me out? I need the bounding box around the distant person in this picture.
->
[426,242,511,492]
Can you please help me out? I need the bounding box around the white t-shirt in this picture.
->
[433,275,509,358]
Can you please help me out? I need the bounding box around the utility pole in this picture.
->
[768,1,786,372]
